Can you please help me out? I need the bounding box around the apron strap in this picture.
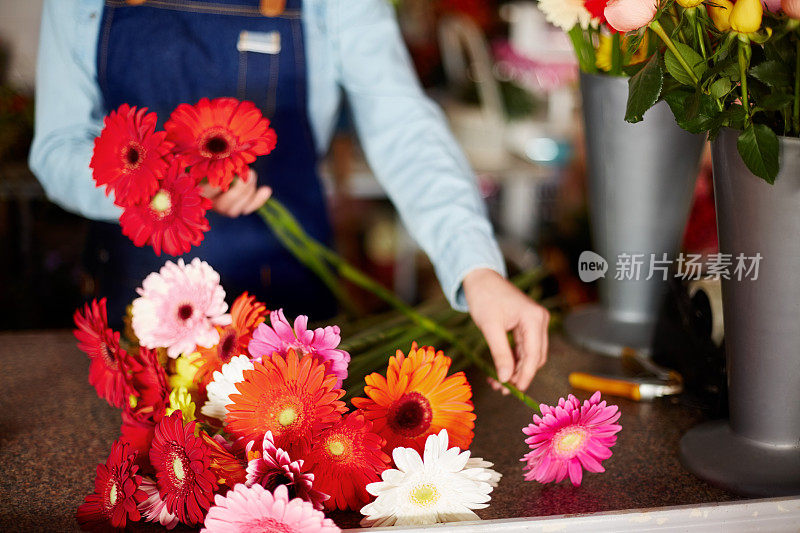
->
[124,0,287,16]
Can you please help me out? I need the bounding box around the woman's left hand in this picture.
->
[462,268,550,393]
[202,169,272,217]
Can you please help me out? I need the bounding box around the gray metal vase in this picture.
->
[680,129,800,496]
[564,73,705,356]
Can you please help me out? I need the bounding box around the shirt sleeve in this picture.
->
[28,0,121,221]
[327,0,507,312]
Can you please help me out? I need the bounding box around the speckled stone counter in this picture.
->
[0,330,741,532]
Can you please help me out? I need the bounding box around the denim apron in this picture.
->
[88,0,335,324]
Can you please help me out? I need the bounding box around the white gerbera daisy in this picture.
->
[360,429,500,527]
[201,354,254,420]
[537,0,596,31]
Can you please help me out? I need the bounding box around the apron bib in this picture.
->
[88,0,335,324]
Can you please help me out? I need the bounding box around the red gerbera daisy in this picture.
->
[119,157,212,256]
[164,97,277,190]
[74,298,130,409]
[149,411,217,526]
[195,292,267,391]
[76,440,146,532]
[225,350,347,457]
[120,407,159,474]
[126,346,170,412]
[304,411,391,511]
[90,104,172,206]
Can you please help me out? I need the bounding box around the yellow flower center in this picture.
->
[409,483,440,508]
[172,456,185,480]
[108,483,118,506]
[553,427,588,459]
[150,190,172,216]
[278,407,297,427]
[128,394,138,409]
[327,438,346,457]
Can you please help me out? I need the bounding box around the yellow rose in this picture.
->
[678,0,704,7]
[708,0,734,31]
[729,0,763,33]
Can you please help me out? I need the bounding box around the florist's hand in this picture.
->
[202,169,272,217]
[463,268,550,394]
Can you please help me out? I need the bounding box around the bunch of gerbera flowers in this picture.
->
[90,98,277,256]
[74,257,520,531]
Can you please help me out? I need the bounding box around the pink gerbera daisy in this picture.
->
[138,477,180,530]
[132,258,231,358]
[521,391,622,486]
[201,484,340,533]
[248,309,350,387]
[245,431,328,510]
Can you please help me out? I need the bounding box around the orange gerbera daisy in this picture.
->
[164,97,277,190]
[225,350,347,457]
[352,343,476,455]
[200,432,248,489]
[195,292,267,391]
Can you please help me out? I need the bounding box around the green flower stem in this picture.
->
[738,38,751,119]
[687,8,707,60]
[669,4,688,43]
[568,26,597,73]
[794,36,800,134]
[262,199,541,412]
[611,32,623,76]
[650,19,700,86]
[256,205,359,315]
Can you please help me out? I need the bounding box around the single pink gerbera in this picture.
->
[245,431,328,510]
[248,309,350,387]
[138,477,180,530]
[521,391,621,486]
[132,258,231,358]
[201,484,340,533]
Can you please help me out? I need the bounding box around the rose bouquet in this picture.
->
[613,0,800,183]
[536,0,655,75]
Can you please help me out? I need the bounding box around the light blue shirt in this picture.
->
[29,0,506,311]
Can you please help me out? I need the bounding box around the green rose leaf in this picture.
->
[749,60,792,88]
[710,78,732,99]
[737,123,780,184]
[625,52,663,123]
[664,90,719,134]
[665,42,707,86]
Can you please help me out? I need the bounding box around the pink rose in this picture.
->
[604,0,658,33]
[763,0,782,11]
[783,0,800,17]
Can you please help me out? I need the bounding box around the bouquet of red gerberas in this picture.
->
[90,98,276,256]
[73,257,508,531]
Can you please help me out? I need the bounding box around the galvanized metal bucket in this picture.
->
[564,73,705,356]
[680,128,800,496]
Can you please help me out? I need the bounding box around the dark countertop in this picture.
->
[0,330,741,531]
